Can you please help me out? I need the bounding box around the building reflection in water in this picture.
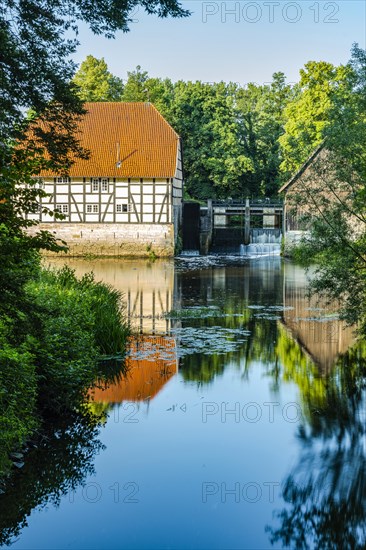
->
[281,262,355,374]
[90,336,178,404]
[47,258,180,405]
[47,258,358,407]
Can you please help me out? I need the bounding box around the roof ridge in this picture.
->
[148,103,180,140]
[279,142,325,194]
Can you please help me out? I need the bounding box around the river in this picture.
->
[1,255,365,549]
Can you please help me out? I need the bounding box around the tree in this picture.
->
[279,61,351,176]
[121,66,175,117]
[290,45,366,330]
[0,0,189,147]
[168,81,253,199]
[0,0,190,391]
[73,56,124,101]
[236,72,293,196]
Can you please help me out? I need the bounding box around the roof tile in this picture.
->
[42,102,180,179]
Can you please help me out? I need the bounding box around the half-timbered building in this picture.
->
[28,102,183,257]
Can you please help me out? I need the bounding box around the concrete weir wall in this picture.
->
[27,223,175,257]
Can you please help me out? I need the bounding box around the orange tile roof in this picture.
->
[41,102,180,179]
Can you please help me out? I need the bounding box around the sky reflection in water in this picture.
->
[2,257,366,549]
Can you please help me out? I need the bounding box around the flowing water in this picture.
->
[1,256,366,549]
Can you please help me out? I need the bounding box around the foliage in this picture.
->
[0,412,104,547]
[73,55,124,101]
[287,45,366,331]
[121,65,174,112]
[0,319,38,475]
[167,80,253,199]
[0,0,189,142]
[0,0,185,473]
[236,72,294,195]
[81,63,294,199]
[0,264,129,475]
[279,61,351,176]
[25,266,130,414]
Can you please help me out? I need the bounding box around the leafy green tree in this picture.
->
[121,66,175,117]
[122,65,151,102]
[290,45,366,330]
[279,61,350,176]
[236,72,293,196]
[73,55,124,101]
[0,0,189,472]
[168,80,253,199]
[0,0,189,146]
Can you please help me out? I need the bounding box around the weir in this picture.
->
[182,199,284,256]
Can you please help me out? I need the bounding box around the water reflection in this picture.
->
[5,256,364,549]
[0,413,104,547]
[267,341,366,549]
[45,258,177,334]
[282,263,355,373]
[267,265,366,549]
[47,257,358,394]
[90,336,177,404]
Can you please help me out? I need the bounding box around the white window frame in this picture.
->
[86,204,99,214]
[116,204,129,213]
[57,177,70,184]
[92,178,99,192]
[101,178,109,192]
[56,204,68,214]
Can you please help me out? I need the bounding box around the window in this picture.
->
[32,178,44,189]
[87,204,99,213]
[101,178,109,192]
[56,204,68,214]
[93,204,99,213]
[116,204,128,213]
[92,178,99,192]
[57,177,70,184]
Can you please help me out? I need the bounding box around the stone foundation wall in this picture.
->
[283,230,310,257]
[27,223,175,257]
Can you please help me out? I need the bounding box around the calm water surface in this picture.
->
[1,256,365,549]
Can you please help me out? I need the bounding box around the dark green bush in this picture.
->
[0,319,38,474]
[26,266,130,414]
[0,264,129,475]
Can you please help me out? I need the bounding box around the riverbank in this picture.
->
[0,263,130,478]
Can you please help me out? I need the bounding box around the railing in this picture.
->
[211,199,283,208]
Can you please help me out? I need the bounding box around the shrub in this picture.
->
[26,266,130,414]
[0,319,38,474]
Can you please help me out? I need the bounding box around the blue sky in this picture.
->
[74,1,366,85]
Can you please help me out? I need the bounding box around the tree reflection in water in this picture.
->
[0,411,104,547]
[267,341,366,549]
